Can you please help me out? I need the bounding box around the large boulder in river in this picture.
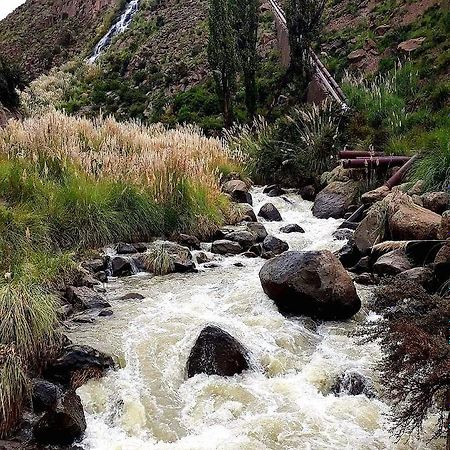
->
[187,325,249,377]
[33,390,86,446]
[45,345,115,387]
[258,203,282,221]
[259,250,361,320]
[222,179,252,205]
[312,181,360,219]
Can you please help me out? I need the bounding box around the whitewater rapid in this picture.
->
[67,188,441,449]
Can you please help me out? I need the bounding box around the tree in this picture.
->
[208,0,237,127]
[286,0,326,94]
[0,57,23,109]
[234,0,259,118]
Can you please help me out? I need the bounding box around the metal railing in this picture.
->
[267,0,348,108]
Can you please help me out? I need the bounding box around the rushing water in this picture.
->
[87,0,139,64]
[67,188,441,449]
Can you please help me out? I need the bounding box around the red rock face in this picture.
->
[0,0,118,81]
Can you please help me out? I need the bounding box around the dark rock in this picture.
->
[45,345,115,386]
[280,224,305,234]
[222,180,252,205]
[58,304,74,318]
[249,243,262,256]
[331,370,375,398]
[224,231,256,250]
[266,185,285,197]
[242,251,259,258]
[236,203,257,222]
[118,292,145,300]
[233,262,244,267]
[298,185,316,201]
[259,250,361,320]
[133,242,148,253]
[312,181,360,219]
[116,242,137,254]
[373,249,412,276]
[394,267,434,288]
[111,256,133,277]
[94,271,108,283]
[421,192,449,215]
[186,325,249,378]
[211,240,243,255]
[81,259,104,273]
[333,229,353,240]
[204,263,219,268]
[349,256,371,274]
[258,203,282,221]
[66,286,111,310]
[353,272,377,285]
[98,309,113,317]
[176,233,201,250]
[337,239,361,268]
[196,251,211,264]
[263,184,278,194]
[78,273,101,289]
[69,311,99,324]
[262,235,289,258]
[33,390,86,446]
[433,243,450,282]
[247,222,268,242]
[32,379,61,413]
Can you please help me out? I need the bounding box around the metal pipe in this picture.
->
[384,154,419,189]
[342,156,411,169]
[338,151,385,159]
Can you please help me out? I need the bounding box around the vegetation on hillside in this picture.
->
[0,57,23,109]
[0,110,241,436]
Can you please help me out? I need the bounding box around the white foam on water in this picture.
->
[68,188,442,449]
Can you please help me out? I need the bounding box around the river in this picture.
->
[67,188,441,449]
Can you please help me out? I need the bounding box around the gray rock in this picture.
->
[176,233,201,250]
[195,251,211,264]
[259,250,361,320]
[211,240,243,255]
[66,286,110,310]
[333,228,354,240]
[312,181,360,219]
[280,224,305,233]
[331,370,375,398]
[247,222,268,242]
[258,203,282,221]
[110,256,133,277]
[262,235,289,258]
[116,243,137,254]
[224,231,256,250]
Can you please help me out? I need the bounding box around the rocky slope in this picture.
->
[0,0,121,81]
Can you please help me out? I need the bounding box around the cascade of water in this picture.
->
[67,188,442,449]
[87,0,139,64]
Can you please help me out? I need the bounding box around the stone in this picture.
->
[298,185,316,201]
[337,239,361,268]
[186,325,249,378]
[224,231,257,250]
[98,309,113,317]
[266,185,285,197]
[280,224,305,234]
[246,222,268,242]
[249,243,262,256]
[116,242,137,254]
[262,235,289,258]
[331,370,375,398]
[118,292,145,300]
[110,256,133,277]
[259,250,361,320]
[236,203,257,222]
[332,229,353,240]
[196,251,211,264]
[421,192,449,215]
[353,204,386,253]
[361,185,390,205]
[394,267,434,288]
[176,233,201,250]
[45,344,115,387]
[258,203,282,221]
[438,210,450,240]
[374,25,390,36]
[33,390,86,446]
[373,249,412,276]
[81,259,104,273]
[347,48,366,63]
[389,200,441,241]
[94,271,108,283]
[397,37,425,52]
[222,179,252,205]
[211,240,243,255]
[312,181,360,219]
[434,243,450,282]
[32,379,61,413]
[66,286,110,310]
[353,272,376,285]
[350,256,371,274]
[133,242,148,253]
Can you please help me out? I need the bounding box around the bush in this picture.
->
[0,57,23,109]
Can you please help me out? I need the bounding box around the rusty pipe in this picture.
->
[342,156,411,169]
[384,154,419,189]
[338,151,385,159]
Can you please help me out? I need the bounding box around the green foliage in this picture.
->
[208,0,238,127]
[0,57,23,109]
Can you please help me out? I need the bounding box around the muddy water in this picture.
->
[67,188,441,449]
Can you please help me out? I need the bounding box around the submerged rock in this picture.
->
[258,203,282,221]
[331,370,375,398]
[259,250,361,320]
[280,224,305,234]
[211,239,243,255]
[186,325,249,378]
[33,390,86,446]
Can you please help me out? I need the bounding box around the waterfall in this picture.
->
[87,0,139,64]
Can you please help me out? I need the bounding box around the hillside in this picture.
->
[0,0,121,81]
